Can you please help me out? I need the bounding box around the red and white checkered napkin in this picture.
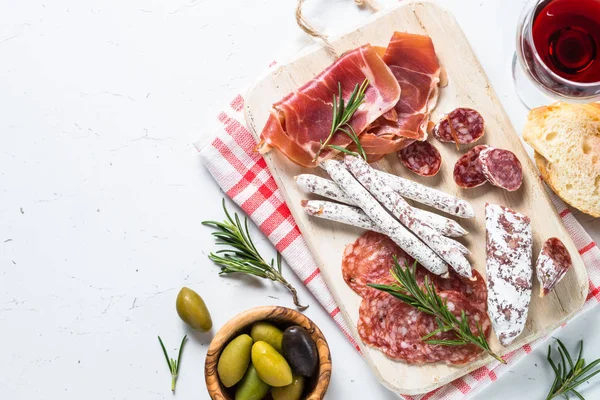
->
[197,94,600,400]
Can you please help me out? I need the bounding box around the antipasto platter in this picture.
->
[243,1,588,395]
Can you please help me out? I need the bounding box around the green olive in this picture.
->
[176,287,212,331]
[250,322,284,352]
[271,375,304,400]
[251,341,293,387]
[234,364,271,400]
[217,334,253,388]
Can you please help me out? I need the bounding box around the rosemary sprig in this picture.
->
[202,200,308,310]
[312,79,369,162]
[158,335,187,392]
[545,339,600,400]
[369,258,505,364]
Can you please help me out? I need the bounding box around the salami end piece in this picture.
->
[536,237,573,297]
[453,145,489,189]
[479,147,523,191]
[433,108,485,145]
[485,203,533,347]
[398,141,442,177]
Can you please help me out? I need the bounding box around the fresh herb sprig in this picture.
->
[202,200,307,310]
[313,79,369,162]
[158,335,187,392]
[369,259,505,364]
[545,339,600,400]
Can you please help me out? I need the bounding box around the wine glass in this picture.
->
[512,0,600,109]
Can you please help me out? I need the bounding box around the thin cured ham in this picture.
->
[363,32,442,160]
[257,45,400,168]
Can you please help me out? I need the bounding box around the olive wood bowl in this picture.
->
[205,306,332,400]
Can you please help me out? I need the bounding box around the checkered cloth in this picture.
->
[197,93,600,399]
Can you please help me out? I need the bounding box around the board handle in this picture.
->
[295,0,381,58]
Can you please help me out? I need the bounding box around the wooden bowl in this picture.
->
[205,306,332,400]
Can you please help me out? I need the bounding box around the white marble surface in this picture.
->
[0,0,599,399]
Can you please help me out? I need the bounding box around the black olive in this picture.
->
[282,326,318,377]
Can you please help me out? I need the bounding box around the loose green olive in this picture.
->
[176,287,212,331]
[235,364,270,400]
[271,374,304,400]
[250,322,284,352]
[251,341,293,387]
[282,326,318,377]
[217,334,253,388]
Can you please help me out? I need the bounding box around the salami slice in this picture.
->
[485,203,532,346]
[341,231,414,297]
[398,141,442,177]
[479,147,523,191]
[416,291,491,364]
[433,108,485,144]
[536,237,573,297]
[358,290,431,364]
[430,269,488,311]
[453,145,489,189]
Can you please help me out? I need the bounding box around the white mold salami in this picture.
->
[296,174,468,237]
[322,159,448,276]
[536,237,573,297]
[479,147,523,192]
[345,155,473,279]
[374,169,475,218]
[485,203,533,346]
[302,200,379,232]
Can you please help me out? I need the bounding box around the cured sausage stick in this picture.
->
[345,155,473,279]
[374,170,475,218]
[302,200,381,232]
[485,203,533,346]
[321,159,449,277]
[302,199,469,256]
[295,174,468,237]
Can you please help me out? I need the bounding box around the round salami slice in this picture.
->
[342,231,415,297]
[398,141,442,177]
[479,147,523,191]
[433,108,485,144]
[429,269,488,311]
[358,290,431,364]
[416,291,491,364]
[453,145,489,189]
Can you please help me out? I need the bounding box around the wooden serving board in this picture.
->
[243,1,588,395]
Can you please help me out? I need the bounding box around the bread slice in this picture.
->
[523,103,600,218]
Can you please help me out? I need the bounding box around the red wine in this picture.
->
[532,0,600,83]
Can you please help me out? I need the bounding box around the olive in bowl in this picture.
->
[205,306,331,400]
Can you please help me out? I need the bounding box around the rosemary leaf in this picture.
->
[368,258,505,364]
[312,79,369,162]
[202,200,308,310]
[546,339,600,399]
[158,335,187,392]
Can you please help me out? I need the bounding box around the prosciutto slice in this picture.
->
[363,32,441,160]
[257,45,400,168]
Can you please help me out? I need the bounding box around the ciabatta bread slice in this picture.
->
[523,103,600,218]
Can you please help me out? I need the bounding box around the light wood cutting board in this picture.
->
[243,1,588,395]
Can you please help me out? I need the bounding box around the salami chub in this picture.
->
[453,145,489,189]
[485,203,533,346]
[398,141,442,177]
[433,108,485,145]
[479,147,523,191]
[535,237,573,297]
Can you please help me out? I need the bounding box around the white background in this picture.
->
[1,0,599,399]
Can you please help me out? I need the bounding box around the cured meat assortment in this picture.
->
[433,108,485,144]
[479,147,523,191]
[322,159,448,276]
[485,203,533,346]
[397,141,442,177]
[453,145,489,188]
[257,45,400,168]
[535,237,573,297]
[345,231,490,364]
[345,155,472,279]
